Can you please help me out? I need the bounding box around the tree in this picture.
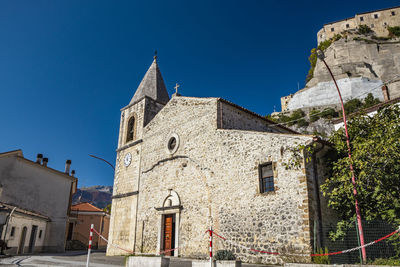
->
[320,105,400,243]
[103,204,111,214]
[358,25,373,35]
[344,98,362,114]
[363,93,381,108]
[388,26,400,37]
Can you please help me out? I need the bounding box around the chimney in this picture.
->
[71,170,76,177]
[36,154,43,164]
[42,158,48,167]
[382,85,390,102]
[65,160,71,175]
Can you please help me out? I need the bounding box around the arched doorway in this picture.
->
[17,227,27,254]
[155,190,182,257]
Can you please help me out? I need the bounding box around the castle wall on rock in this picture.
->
[108,95,332,265]
[317,6,400,44]
[286,77,383,111]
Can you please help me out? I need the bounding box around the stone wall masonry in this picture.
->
[211,130,314,265]
[127,96,320,264]
[286,77,384,111]
[317,6,400,44]
[109,95,331,264]
[219,101,284,133]
[109,97,160,256]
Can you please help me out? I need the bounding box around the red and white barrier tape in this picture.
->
[91,228,180,255]
[210,226,400,257]
[86,224,94,267]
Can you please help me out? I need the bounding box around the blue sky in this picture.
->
[1,0,398,187]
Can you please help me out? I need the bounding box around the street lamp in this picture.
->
[88,154,115,170]
[316,49,367,263]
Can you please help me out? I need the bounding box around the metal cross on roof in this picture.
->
[174,83,180,94]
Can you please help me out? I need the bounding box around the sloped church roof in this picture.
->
[130,56,170,105]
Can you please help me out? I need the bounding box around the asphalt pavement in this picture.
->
[0,251,276,266]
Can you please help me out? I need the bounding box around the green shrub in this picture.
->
[363,93,381,108]
[307,48,318,82]
[320,108,339,119]
[371,35,391,41]
[312,247,330,264]
[332,34,342,41]
[276,114,291,124]
[358,24,373,35]
[309,109,320,122]
[318,39,332,51]
[297,119,309,127]
[214,250,236,260]
[368,257,400,265]
[288,110,306,126]
[307,39,333,82]
[265,114,278,122]
[388,26,400,37]
[344,98,363,114]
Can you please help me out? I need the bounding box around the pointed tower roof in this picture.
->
[130,56,170,105]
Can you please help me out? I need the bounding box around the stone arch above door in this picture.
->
[162,190,181,209]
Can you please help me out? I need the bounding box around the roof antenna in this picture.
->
[154,50,158,62]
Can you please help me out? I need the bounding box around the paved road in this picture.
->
[0,251,124,267]
[0,252,276,266]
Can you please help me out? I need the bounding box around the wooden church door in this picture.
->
[163,214,175,256]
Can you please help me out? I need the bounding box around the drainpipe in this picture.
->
[3,207,17,242]
[133,149,143,253]
[311,139,325,249]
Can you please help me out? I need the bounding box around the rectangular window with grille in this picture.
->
[259,163,274,193]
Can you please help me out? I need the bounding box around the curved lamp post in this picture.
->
[88,154,115,170]
[316,49,366,262]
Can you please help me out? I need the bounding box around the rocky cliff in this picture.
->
[282,36,400,111]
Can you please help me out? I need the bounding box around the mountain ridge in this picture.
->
[72,185,113,209]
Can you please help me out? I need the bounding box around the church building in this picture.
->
[107,56,331,264]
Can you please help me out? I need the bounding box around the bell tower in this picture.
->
[107,55,170,255]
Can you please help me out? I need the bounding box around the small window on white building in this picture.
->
[39,230,42,239]
[259,163,274,193]
[391,11,396,16]
[383,22,387,26]
[346,24,350,28]
[10,227,15,237]
[360,16,364,21]
[371,24,374,28]
[331,27,334,32]
[374,14,379,19]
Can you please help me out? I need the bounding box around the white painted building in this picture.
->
[332,96,400,130]
[0,150,77,254]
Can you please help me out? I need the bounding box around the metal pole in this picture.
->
[355,218,362,264]
[317,50,367,263]
[209,225,213,267]
[86,224,94,267]
[2,207,16,242]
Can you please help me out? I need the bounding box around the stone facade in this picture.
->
[107,59,333,264]
[318,6,400,44]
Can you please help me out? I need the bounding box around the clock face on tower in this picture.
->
[124,152,132,167]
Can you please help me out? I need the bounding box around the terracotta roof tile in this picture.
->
[71,202,103,212]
